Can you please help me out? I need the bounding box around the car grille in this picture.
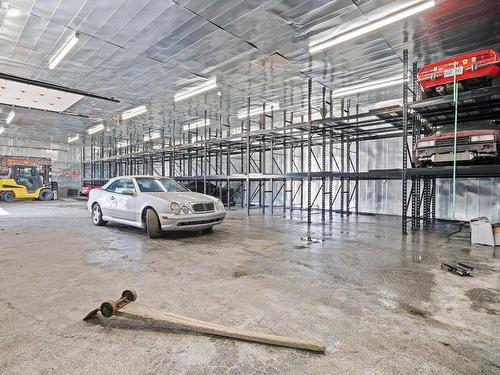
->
[435,137,470,147]
[191,202,215,213]
[177,217,223,226]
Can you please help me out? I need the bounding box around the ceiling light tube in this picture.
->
[0,127,4,135]
[121,105,147,120]
[237,102,280,119]
[332,75,404,98]
[87,123,105,135]
[5,110,15,124]
[68,135,80,143]
[49,32,80,70]
[310,0,435,53]
[174,78,217,102]
[182,119,210,131]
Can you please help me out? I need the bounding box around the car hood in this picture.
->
[422,129,500,141]
[144,191,217,204]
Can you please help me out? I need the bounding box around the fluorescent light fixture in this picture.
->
[143,131,161,141]
[182,119,210,131]
[310,0,435,53]
[0,127,4,135]
[68,135,80,143]
[174,78,217,102]
[332,75,404,98]
[49,32,80,70]
[5,110,14,124]
[121,105,147,120]
[237,102,280,119]
[87,123,105,135]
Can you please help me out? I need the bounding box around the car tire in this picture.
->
[146,208,162,238]
[38,188,54,201]
[91,203,107,226]
[202,227,214,234]
[3,191,15,202]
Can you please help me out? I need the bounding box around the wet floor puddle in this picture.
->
[86,237,144,272]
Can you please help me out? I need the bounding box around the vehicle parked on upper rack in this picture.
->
[80,184,101,196]
[187,181,236,206]
[414,120,500,167]
[417,49,500,99]
[87,176,226,238]
[0,165,54,202]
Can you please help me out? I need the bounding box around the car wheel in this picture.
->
[92,203,107,226]
[202,227,214,234]
[38,188,54,201]
[146,208,162,238]
[3,191,15,202]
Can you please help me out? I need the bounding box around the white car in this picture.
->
[87,176,226,238]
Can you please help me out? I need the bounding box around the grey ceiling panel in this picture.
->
[87,0,152,42]
[105,0,173,47]
[11,13,46,61]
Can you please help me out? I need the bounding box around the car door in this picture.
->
[100,180,120,218]
[112,178,137,221]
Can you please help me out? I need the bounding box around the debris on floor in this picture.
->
[300,236,324,243]
[232,270,248,278]
[441,262,474,276]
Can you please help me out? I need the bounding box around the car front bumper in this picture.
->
[159,211,226,231]
[415,142,498,165]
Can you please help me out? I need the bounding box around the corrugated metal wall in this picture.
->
[194,137,500,222]
[0,137,81,188]
[358,138,500,222]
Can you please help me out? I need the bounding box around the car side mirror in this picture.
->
[121,189,135,196]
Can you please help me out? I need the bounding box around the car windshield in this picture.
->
[135,177,189,193]
[432,121,499,135]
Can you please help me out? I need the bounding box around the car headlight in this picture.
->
[470,134,495,142]
[215,199,225,211]
[170,202,181,215]
[418,140,435,148]
[181,205,190,214]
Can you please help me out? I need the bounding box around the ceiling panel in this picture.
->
[0,78,84,111]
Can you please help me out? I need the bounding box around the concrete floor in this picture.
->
[0,200,499,374]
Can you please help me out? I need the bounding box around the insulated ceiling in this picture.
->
[0,0,498,143]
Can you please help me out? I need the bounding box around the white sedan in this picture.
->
[87,176,226,238]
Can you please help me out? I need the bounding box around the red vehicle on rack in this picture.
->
[414,120,500,167]
[417,49,500,99]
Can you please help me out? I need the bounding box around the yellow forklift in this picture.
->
[0,165,54,201]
